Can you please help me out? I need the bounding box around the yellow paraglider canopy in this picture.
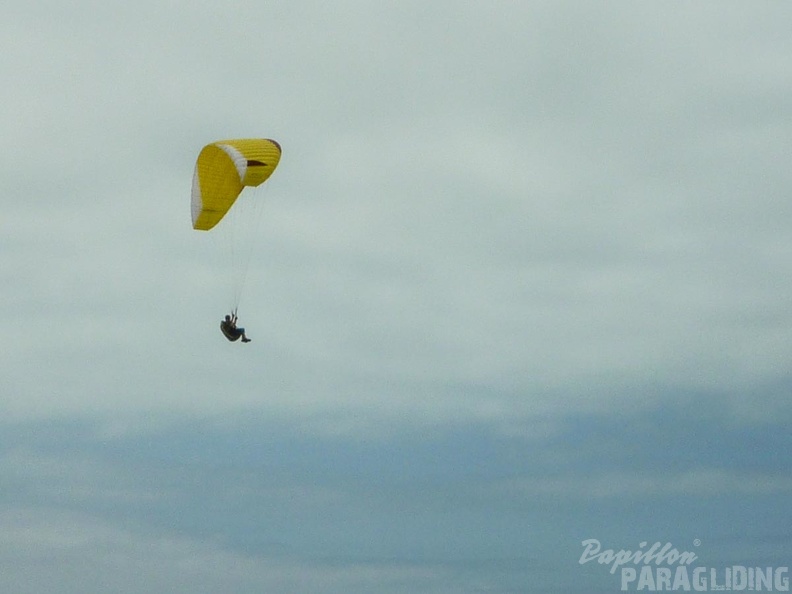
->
[191,138,281,231]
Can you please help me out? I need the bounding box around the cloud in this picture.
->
[3,0,791,427]
[502,470,792,500]
[0,508,462,594]
[1,401,790,593]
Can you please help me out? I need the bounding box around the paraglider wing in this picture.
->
[191,139,282,231]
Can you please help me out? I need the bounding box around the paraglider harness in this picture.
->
[220,310,244,342]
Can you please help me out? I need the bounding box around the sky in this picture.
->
[2,1,791,592]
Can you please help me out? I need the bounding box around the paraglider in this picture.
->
[220,312,251,343]
[191,138,282,343]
